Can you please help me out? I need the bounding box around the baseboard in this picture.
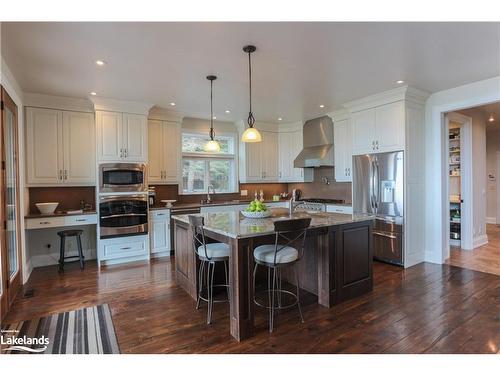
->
[404,252,424,268]
[30,248,97,268]
[151,251,171,259]
[486,217,496,224]
[473,234,488,249]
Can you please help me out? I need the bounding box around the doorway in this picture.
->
[0,86,22,321]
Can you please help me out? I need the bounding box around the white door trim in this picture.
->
[443,112,473,258]
[496,151,500,225]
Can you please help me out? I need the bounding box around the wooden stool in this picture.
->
[57,229,85,272]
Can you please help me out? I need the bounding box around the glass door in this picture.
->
[1,86,21,318]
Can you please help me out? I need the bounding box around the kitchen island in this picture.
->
[172,208,374,341]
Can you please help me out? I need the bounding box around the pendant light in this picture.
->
[241,45,262,143]
[204,75,221,152]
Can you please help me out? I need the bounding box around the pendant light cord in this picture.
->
[210,78,215,140]
[247,50,255,127]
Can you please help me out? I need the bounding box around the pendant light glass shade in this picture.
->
[204,75,221,152]
[241,45,262,143]
[241,127,262,142]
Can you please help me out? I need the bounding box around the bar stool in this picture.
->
[252,217,311,332]
[189,215,230,325]
[57,229,85,272]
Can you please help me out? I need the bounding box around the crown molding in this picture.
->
[326,109,350,121]
[148,106,184,122]
[90,96,153,115]
[343,86,429,112]
[24,92,94,113]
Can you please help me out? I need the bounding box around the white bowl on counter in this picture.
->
[35,202,59,215]
[161,199,177,208]
[240,210,272,219]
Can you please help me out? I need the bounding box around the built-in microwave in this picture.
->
[99,163,147,193]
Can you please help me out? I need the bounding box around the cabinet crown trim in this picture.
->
[148,106,184,122]
[91,97,153,115]
[24,93,94,113]
[343,86,429,112]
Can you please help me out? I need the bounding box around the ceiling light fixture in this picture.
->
[278,117,282,121]
[170,102,176,106]
[204,75,221,153]
[241,45,262,143]
[225,110,230,114]
[319,104,325,108]
[396,80,404,84]
[95,60,106,66]
[89,92,97,96]
[489,115,495,122]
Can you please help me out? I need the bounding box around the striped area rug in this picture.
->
[1,304,120,354]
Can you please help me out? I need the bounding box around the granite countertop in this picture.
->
[172,208,374,239]
[149,199,289,211]
[25,210,97,219]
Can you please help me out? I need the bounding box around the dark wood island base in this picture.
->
[173,210,373,341]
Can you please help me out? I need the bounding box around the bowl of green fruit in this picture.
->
[241,199,271,218]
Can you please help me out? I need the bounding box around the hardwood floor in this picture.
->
[3,258,499,354]
[447,224,500,276]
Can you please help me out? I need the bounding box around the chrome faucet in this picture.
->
[207,185,215,203]
[289,198,305,216]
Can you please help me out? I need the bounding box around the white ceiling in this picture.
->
[2,22,500,123]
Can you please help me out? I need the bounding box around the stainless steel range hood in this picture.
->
[294,116,334,168]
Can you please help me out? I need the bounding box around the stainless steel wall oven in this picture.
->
[99,195,148,239]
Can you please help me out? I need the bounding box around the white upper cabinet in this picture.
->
[351,101,405,155]
[334,118,352,182]
[261,131,279,181]
[96,110,147,162]
[244,138,263,182]
[122,113,147,161]
[278,132,293,181]
[26,107,95,185]
[62,111,96,184]
[147,119,180,184]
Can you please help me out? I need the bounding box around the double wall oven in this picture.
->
[98,163,148,239]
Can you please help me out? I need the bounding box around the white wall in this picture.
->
[182,117,237,134]
[424,76,500,264]
[1,55,29,283]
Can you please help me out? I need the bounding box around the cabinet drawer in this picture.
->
[101,236,148,260]
[26,216,65,229]
[326,205,353,214]
[64,214,98,226]
[150,210,170,219]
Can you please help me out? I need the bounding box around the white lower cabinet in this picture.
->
[326,205,353,214]
[98,235,149,262]
[149,209,171,256]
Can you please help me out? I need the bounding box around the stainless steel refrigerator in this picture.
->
[353,151,404,266]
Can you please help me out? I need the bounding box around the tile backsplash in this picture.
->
[288,167,352,203]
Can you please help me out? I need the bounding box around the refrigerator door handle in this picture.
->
[374,160,380,209]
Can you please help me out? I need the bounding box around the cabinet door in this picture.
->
[334,119,352,182]
[123,113,147,162]
[375,101,405,152]
[148,119,165,183]
[151,219,170,254]
[291,130,307,181]
[245,141,262,181]
[262,131,279,181]
[96,111,122,161]
[163,122,180,183]
[62,111,95,184]
[278,132,293,181]
[26,107,63,184]
[351,108,376,155]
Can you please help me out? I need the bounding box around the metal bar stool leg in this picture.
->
[295,263,304,323]
[196,261,205,310]
[270,267,277,332]
[76,234,85,270]
[58,236,66,272]
[206,262,215,325]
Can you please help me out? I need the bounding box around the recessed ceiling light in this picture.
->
[89,92,97,96]
[169,102,176,106]
[225,110,230,113]
[213,116,217,120]
[489,115,495,122]
[319,105,325,108]
[396,80,404,84]
[95,60,106,66]
[278,117,283,121]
